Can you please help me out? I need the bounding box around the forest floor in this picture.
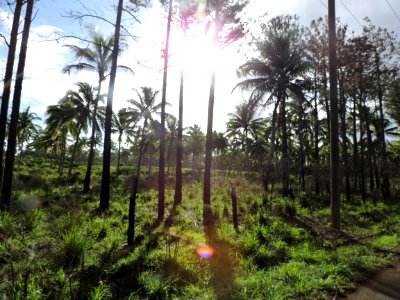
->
[1,161,400,299]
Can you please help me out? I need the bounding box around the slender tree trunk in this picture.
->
[339,73,350,202]
[203,69,215,206]
[99,0,124,211]
[280,98,289,197]
[328,0,340,229]
[352,91,359,193]
[68,124,83,177]
[0,0,23,189]
[358,99,367,202]
[264,101,279,192]
[173,69,184,207]
[117,133,122,174]
[203,2,220,207]
[158,0,172,221]
[83,79,102,193]
[127,119,147,246]
[375,55,390,199]
[313,72,321,195]
[364,104,375,193]
[0,0,34,211]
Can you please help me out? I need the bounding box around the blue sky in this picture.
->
[1,0,400,133]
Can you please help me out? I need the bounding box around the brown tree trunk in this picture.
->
[99,0,124,211]
[0,0,34,210]
[0,0,23,189]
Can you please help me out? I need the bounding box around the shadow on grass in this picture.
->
[203,205,240,299]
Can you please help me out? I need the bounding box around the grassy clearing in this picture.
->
[1,161,400,299]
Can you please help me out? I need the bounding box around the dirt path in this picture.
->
[338,263,400,299]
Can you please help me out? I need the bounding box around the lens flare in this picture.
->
[196,245,215,258]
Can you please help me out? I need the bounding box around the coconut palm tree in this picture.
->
[62,25,128,193]
[186,124,205,172]
[112,108,139,174]
[45,98,77,175]
[63,82,98,176]
[16,107,41,167]
[235,15,310,196]
[174,0,198,207]
[127,87,160,245]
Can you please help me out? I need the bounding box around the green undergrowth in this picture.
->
[1,162,400,299]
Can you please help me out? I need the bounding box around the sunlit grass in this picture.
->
[1,159,400,298]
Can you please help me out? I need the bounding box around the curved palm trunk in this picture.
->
[100,0,124,210]
[68,123,84,177]
[0,0,23,189]
[0,0,34,210]
[158,0,173,221]
[83,79,102,193]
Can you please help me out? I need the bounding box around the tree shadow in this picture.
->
[202,205,240,299]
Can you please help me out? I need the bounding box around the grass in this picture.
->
[1,159,400,299]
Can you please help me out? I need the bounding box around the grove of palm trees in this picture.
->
[1,0,400,298]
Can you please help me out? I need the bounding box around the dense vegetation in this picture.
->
[1,0,400,298]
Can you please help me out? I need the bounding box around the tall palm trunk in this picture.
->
[68,123,84,176]
[352,91,359,192]
[99,0,124,211]
[313,72,320,195]
[83,79,102,193]
[364,104,375,193]
[358,97,367,202]
[158,0,173,221]
[375,54,390,199]
[203,2,220,206]
[0,0,34,211]
[127,118,147,245]
[174,69,184,206]
[0,0,23,189]
[328,0,340,229]
[264,101,279,192]
[339,72,350,202]
[280,98,290,197]
[117,133,122,174]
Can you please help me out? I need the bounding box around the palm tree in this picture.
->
[16,107,41,167]
[166,115,178,175]
[45,98,77,175]
[127,87,160,245]
[62,25,120,194]
[236,15,310,196]
[100,0,125,211]
[113,108,139,174]
[226,101,264,153]
[174,0,198,207]
[186,124,205,172]
[203,0,248,207]
[63,82,97,176]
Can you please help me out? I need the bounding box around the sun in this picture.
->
[170,21,218,82]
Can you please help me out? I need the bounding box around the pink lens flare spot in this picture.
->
[196,245,215,258]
